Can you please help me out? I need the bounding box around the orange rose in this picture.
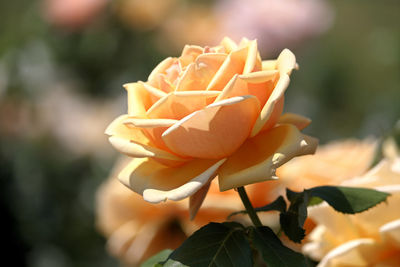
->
[105,37,317,216]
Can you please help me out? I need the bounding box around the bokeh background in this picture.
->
[0,0,399,266]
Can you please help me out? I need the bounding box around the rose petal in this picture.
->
[278,113,312,130]
[206,47,248,91]
[189,181,211,220]
[251,74,290,137]
[148,57,175,81]
[215,72,277,108]
[262,60,277,70]
[218,124,318,191]
[123,118,178,153]
[118,157,226,203]
[141,82,168,100]
[317,239,376,267]
[176,54,227,91]
[179,45,204,68]
[243,40,259,74]
[239,70,278,83]
[162,96,260,159]
[153,73,175,93]
[124,118,178,128]
[106,115,186,166]
[277,49,297,75]
[380,219,400,246]
[146,91,220,120]
[106,221,140,260]
[106,114,150,143]
[220,37,238,53]
[124,83,152,117]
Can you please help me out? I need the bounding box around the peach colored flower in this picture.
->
[303,157,400,267]
[264,139,377,202]
[105,37,317,216]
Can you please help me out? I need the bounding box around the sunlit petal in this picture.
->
[278,113,312,130]
[218,124,318,191]
[118,157,226,203]
[162,96,260,159]
[251,74,290,136]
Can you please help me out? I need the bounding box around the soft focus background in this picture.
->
[0,0,399,266]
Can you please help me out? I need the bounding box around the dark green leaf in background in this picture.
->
[250,226,307,267]
[280,189,310,243]
[163,222,252,267]
[308,186,390,214]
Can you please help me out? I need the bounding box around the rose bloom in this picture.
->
[262,139,377,202]
[97,156,274,265]
[303,156,400,267]
[105,37,317,217]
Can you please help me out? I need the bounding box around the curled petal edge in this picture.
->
[119,158,226,204]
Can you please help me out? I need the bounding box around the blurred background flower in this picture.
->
[1,0,400,266]
[303,155,400,266]
[216,0,334,56]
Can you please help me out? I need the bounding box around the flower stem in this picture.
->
[237,186,263,227]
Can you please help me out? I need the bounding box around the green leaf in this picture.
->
[250,226,307,267]
[280,189,310,243]
[309,186,390,214]
[141,249,173,267]
[163,222,253,267]
[307,196,323,207]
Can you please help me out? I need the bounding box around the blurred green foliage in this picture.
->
[0,0,399,266]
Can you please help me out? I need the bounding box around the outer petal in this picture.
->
[105,114,149,143]
[148,57,175,81]
[278,113,312,130]
[276,49,297,75]
[124,118,178,153]
[162,96,260,159]
[250,74,290,137]
[106,115,187,166]
[124,83,153,117]
[189,181,211,220]
[146,91,220,120]
[380,219,400,246]
[218,124,318,191]
[118,157,226,203]
[318,239,376,267]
